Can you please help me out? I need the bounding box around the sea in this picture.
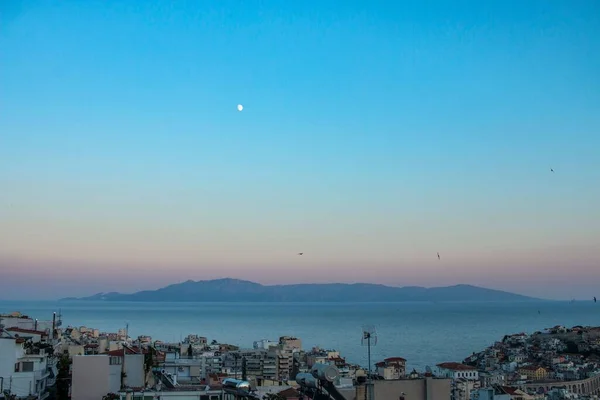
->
[1,300,598,371]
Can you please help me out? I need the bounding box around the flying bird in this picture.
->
[437,252,440,260]
[297,253,303,256]
[594,297,597,303]
[550,168,554,172]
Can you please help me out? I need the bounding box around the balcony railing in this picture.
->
[35,369,51,381]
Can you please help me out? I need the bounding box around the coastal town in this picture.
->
[1,311,600,400]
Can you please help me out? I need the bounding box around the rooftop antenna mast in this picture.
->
[361,325,377,400]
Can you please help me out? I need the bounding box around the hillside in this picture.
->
[60,278,540,302]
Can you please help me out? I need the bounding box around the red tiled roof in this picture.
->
[500,386,519,395]
[437,362,476,371]
[106,347,145,357]
[16,338,26,344]
[6,327,47,336]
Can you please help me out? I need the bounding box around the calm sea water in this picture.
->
[1,300,598,370]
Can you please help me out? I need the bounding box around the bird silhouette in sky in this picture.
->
[551,168,554,172]
[594,297,597,303]
[297,253,303,256]
[437,252,440,260]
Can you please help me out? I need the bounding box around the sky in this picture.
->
[1,0,599,301]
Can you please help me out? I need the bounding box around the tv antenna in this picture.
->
[361,325,378,374]
[361,325,377,400]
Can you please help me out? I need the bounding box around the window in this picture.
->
[110,357,122,365]
[22,362,34,372]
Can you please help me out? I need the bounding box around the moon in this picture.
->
[237,104,243,112]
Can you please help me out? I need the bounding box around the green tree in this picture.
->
[56,355,72,400]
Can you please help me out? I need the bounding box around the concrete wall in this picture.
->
[109,363,121,393]
[125,354,145,388]
[5,372,35,396]
[72,355,110,400]
[98,338,109,353]
[0,339,19,384]
[69,345,85,357]
[356,378,452,400]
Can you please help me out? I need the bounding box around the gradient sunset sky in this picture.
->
[1,0,599,300]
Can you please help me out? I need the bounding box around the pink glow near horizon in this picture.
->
[1,242,598,300]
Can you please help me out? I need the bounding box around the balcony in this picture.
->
[35,369,51,381]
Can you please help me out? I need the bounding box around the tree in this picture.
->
[565,341,579,354]
[56,355,72,400]
[263,393,286,400]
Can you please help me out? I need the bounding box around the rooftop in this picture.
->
[437,362,476,371]
[6,327,48,336]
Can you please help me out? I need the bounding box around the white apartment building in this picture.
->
[71,350,146,400]
[0,337,52,400]
[436,363,480,400]
[253,339,278,350]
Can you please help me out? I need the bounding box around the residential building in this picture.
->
[436,363,479,381]
[376,357,406,380]
[478,387,511,400]
[479,372,506,388]
[306,348,340,368]
[355,377,452,400]
[5,328,49,344]
[71,347,147,400]
[253,339,278,350]
[436,363,479,400]
[116,387,223,400]
[478,386,535,400]
[518,366,548,382]
[71,355,120,400]
[0,337,52,400]
[0,313,54,333]
[279,336,302,351]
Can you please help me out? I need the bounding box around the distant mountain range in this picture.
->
[60,278,540,302]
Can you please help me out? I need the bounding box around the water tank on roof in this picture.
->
[296,373,319,389]
[222,378,251,392]
[311,364,339,382]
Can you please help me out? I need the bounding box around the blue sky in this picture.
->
[1,0,599,300]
